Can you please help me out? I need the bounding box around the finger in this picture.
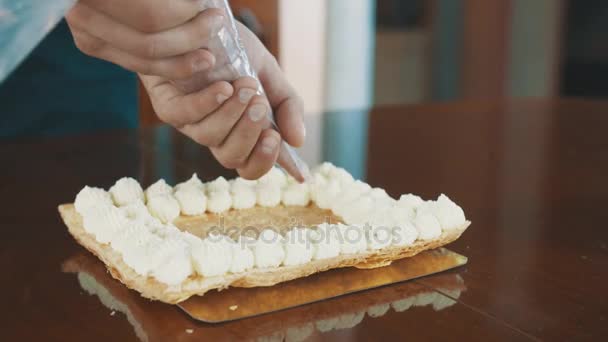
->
[257,56,306,147]
[67,3,224,59]
[82,0,207,32]
[140,75,234,127]
[70,28,216,79]
[237,129,281,180]
[210,98,271,169]
[180,77,260,147]
[274,97,306,147]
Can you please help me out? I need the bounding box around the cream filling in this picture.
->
[109,177,144,206]
[174,187,207,216]
[144,179,173,200]
[74,163,467,285]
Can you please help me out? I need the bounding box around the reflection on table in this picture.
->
[63,252,465,342]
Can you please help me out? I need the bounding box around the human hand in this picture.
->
[139,24,305,180]
[66,0,224,79]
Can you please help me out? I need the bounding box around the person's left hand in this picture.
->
[66,0,225,80]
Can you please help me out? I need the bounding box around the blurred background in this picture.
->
[225,0,606,112]
[1,0,607,177]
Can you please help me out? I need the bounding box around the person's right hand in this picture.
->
[66,0,224,80]
[139,23,306,180]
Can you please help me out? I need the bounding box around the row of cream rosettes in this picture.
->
[73,163,467,285]
[76,163,466,233]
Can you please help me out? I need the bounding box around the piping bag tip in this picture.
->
[277,142,312,184]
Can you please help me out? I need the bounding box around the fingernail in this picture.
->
[216,93,229,104]
[261,136,278,154]
[194,59,210,72]
[239,88,256,104]
[248,104,267,122]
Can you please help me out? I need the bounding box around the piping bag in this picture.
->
[0,0,311,182]
[172,0,312,183]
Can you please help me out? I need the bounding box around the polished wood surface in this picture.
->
[2,99,607,341]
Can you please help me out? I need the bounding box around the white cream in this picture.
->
[366,224,392,250]
[337,224,368,254]
[120,232,164,276]
[281,182,310,206]
[432,194,466,230]
[332,181,371,211]
[413,208,442,240]
[313,162,336,177]
[253,229,285,268]
[313,179,342,210]
[231,187,257,210]
[338,195,374,225]
[144,179,173,201]
[110,221,153,253]
[175,173,204,192]
[390,201,416,223]
[397,194,424,209]
[315,163,355,186]
[258,167,287,188]
[206,190,232,213]
[174,187,207,216]
[283,228,314,266]
[146,194,180,223]
[232,177,257,187]
[230,239,254,273]
[74,186,113,215]
[206,176,230,193]
[150,235,193,285]
[189,234,234,277]
[151,223,181,238]
[109,177,144,206]
[311,223,341,260]
[120,201,162,227]
[368,205,394,228]
[392,221,418,246]
[315,162,354,186]
[230,180,257,210]
[369,188,395,207]
[82,205,128,244]
[333,168,355,187]
[256,182,282,207]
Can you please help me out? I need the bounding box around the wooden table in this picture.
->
[2,99,607,341]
